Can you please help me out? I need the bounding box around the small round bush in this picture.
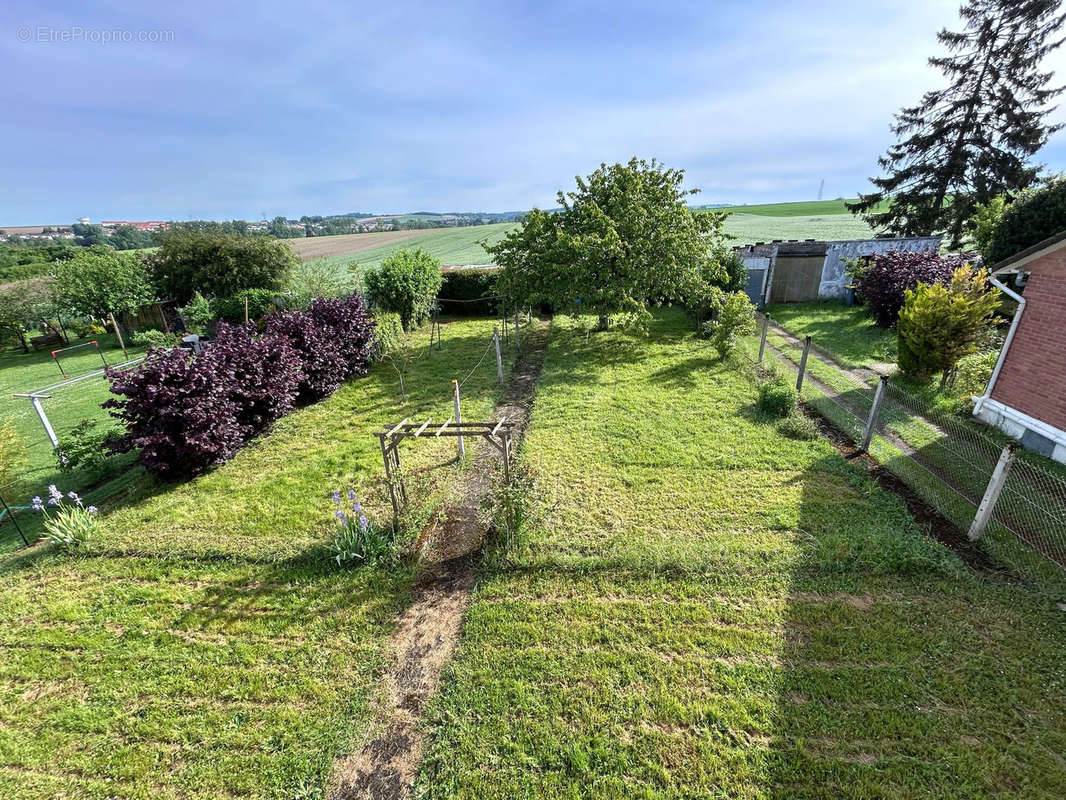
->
[779,412,819,440]
[364,247,443,330]
[758,377,797,417]
[131,329,179,349]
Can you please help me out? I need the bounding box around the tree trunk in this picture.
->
[598,315,610,331]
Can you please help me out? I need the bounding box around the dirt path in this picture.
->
[326,318,551,800]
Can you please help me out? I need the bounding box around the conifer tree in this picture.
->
[848,0,1066,247]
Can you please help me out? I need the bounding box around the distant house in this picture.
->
[974,231,1066,464]
[737,236,942,306]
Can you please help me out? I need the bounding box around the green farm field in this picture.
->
[290,201,880,277]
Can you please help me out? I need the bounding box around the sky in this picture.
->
[4,0,1066,225]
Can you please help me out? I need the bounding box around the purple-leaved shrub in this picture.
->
[106,293,376,479]
[856,250,972,327]
[105,346,245,479]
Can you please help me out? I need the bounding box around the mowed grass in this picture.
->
[0,316,521,798]
[0,335,148,553]
[764,301,897,368]
[418,310,1066,799]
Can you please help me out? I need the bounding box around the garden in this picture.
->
[1,158,1065,798]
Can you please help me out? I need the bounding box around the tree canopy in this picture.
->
[848,0,1066,247]
[147,231,298,303]
[490,158,730,326]
[981,173,1066,263]
[0,277,58,352]
[54,249,155,319]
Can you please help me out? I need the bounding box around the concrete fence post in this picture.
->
[968,443,1017,541]
[795,335,812,393]
[859,376,888,453]
[758,313,771,363]
[452,379,465,460]
[493,327,504,383]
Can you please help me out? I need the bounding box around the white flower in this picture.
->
[86,506,98,515]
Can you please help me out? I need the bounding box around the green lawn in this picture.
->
[765,301,897,369]
[0,334,149,553]
[418,310,1066,799]
[0,316,521,798]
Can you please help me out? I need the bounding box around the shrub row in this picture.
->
[106,293,375,479]
[437,269,499,316]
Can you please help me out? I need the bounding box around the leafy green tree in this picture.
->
[364,247,444,330]
[897,266,1000,388]
[72,223,108,247]
[848,0,1066,247]
[703,291,757,357]
[0,277,58,351]
[54,248,155,319]
[490,158,729,328]
[108,225,155,250]
[981,173,1066,263]
[148,231,298,303]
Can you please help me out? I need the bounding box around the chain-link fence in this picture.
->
[750,312,1066,591]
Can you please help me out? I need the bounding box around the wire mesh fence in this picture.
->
[750,311,1066,591]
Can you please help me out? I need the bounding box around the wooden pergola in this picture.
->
[375,417,514,520]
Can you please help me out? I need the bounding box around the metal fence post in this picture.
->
[796,335,812,393]
[968,443,1018,541]
[758,313,771,363]
[493,327,503,383]
[0,494,28,546]
[859,376,888,453]
[452,379,465,459]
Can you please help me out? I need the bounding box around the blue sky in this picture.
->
[4,0,1066,224]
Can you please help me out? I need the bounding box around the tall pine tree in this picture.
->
[848,0,1066,247]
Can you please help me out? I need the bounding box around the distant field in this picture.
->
[287,228,443,261]
[704,198,857,217]
[295,222,515,274]
[287,203,880,274]
[721,212,875,244]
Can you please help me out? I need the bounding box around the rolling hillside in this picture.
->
[287,201,882,276]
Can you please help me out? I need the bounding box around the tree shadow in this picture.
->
[764,450,1066,798]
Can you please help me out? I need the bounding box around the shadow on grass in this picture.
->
[764,451,1066,798]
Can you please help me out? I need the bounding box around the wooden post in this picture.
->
[514,309,520,351]
[378,434,401,523]
[452,380,465,459]
[109,313,128,360]
[859,376,888,453]
[493,327,504,383]
[795,335,812,393]
[244,296,249,324]
[968,443,1018,541]
[758,314,771,363]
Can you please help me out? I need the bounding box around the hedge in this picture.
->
[437,269,500,316]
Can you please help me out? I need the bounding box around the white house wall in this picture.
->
[818,237,942,299]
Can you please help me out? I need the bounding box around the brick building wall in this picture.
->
[990,248,1066,433]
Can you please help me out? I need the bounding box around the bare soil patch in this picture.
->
[327,320,551,800]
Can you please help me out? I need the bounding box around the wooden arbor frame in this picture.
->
[375,417,514,521]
